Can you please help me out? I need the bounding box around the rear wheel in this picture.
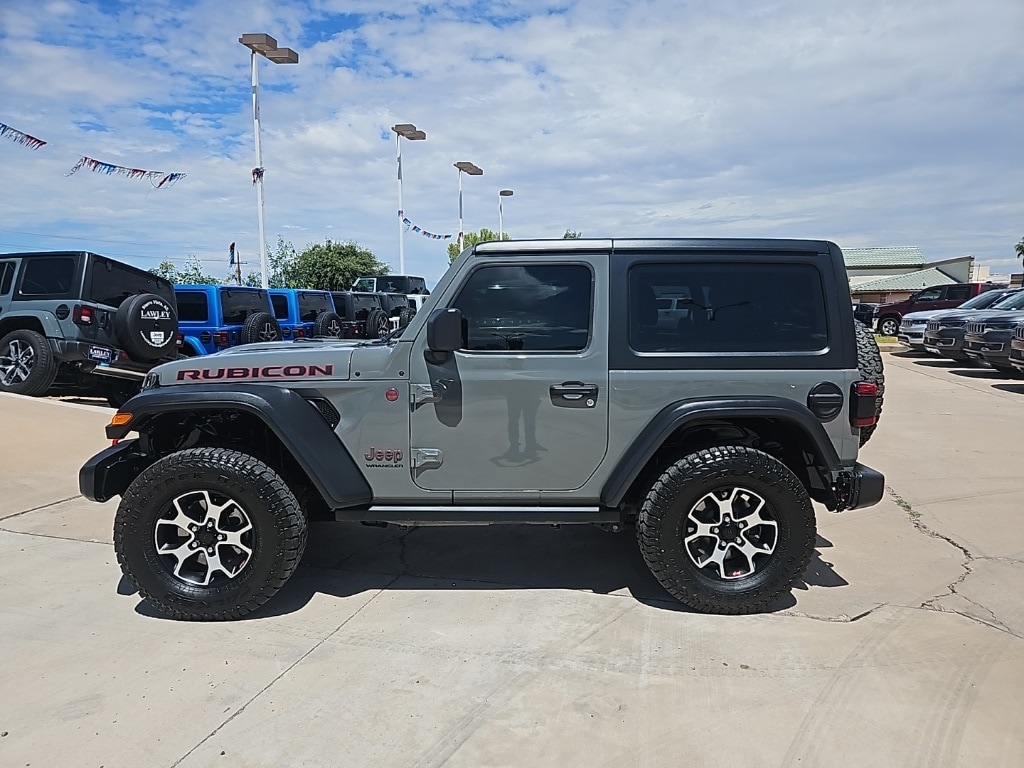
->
[114,447,307,620]
[365,308,389,339]
[637,446,816,614]
[854,321,884,446]
[0,329,59,396]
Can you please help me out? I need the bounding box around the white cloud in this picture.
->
[0,0,1021,286]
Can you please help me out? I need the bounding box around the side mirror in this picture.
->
[426,308,463,353]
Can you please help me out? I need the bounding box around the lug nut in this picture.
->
[712,527,719,534]
[735,537,743,544]
[739,521,746,528]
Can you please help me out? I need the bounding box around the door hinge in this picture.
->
[411,448,443,473]
[411,383,443,405]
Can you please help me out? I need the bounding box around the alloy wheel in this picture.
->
[683,486,779,580]
[259,323,278,342]
[154,490,255,586]
[0,339,35,386]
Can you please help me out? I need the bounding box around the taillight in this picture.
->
[175,332,184,348]
[73,305,94,325]
[294,328,305,339]
[213,331,230,347]
[851,381,879,429]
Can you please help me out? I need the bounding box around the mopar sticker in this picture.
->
[175,364,335,381]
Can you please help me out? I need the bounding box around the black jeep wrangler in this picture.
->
[0,251,179,404]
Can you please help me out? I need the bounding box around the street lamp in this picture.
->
[498,189,513,239]
[239,33,298,289]
[392,123,426,274]
[454,161,483,253]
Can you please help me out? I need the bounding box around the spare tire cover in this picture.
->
[114,293,179,361]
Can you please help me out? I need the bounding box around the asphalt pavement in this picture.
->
[0,353,1021,767]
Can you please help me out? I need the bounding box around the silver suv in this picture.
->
[81,239,885,620]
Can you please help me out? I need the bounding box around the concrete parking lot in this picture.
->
[0,353,1022,768]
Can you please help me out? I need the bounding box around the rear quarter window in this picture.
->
[17,256,77,298]
[270,294,290,320]
[628,262,828,353]
[175,292,209,322]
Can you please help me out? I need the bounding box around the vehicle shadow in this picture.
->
[992,383,1024,395]
[132,525,847,620]
[948,368,1017,380]
[909,359,965,368]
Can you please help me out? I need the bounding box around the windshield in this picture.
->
[298,291,332,322]
[992,291,1024,310]
[960,291,1010,310]
[220,288,269,325]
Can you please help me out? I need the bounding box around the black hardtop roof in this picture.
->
[175,284,267,291]
[2,250,171,281]
[472,237,840,255]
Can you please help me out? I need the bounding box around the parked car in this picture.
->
[1009,324,1024,374]
[329,291,391,339]
[963,309,1024,373]
[899,288,1021,352]
[352,274,428,322]
[268,288,342,339]
[0,250,178,404]
[924,289,1024,362]
[874,282,1001,337]
[853,303,877,327]
[176,285,280,356]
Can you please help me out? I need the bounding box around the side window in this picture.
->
[270,294,289,320]
[628,262,828,353]
[450,264,593,352]
[0,262,14,296]
[18,257,76,296]
[945,286,971,302]
[915,287,942,302]
[175,293,208,322]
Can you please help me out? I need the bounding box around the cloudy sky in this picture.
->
[1,0,1021,286]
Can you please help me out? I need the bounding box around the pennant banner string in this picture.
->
[1,119,186,188]
[401,214,452,241]
[0,122,46,150]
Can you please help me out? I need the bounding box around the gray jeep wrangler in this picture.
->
[0,251,179,403]
[81,239,885,620]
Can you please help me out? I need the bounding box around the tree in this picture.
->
[1015,235,1024,263]
[447,228,510,264]
[148,255,221,285]
[562,229,582,239]
[283,239,390,291]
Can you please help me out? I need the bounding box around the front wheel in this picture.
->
[637,446,815,614]
[877,317,899,337]
[114,447,307,620]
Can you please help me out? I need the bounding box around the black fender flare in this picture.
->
[600,397,842,508]
[101,384,371,509]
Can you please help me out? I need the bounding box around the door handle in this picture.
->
[550,382,599,408]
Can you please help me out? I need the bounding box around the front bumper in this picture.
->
[1009,339,1024,372]
[897,327,927,348]
[963,333,1012,365]
[835,463,885,511]
[79,439,154,502]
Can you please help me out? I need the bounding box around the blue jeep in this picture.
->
[175,285,281,356]
[268,288,342,339]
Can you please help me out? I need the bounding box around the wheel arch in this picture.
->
[0,312,62,340]
[100,384,371,511]
[601,398,842,512]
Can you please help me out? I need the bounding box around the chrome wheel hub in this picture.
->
[0,339,35,386]
[154,490,255,586]
[683,486,778,580]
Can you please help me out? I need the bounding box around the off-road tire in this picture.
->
[854,321,884,446]
[637,446,816,615]
[0,329,59,396]
[241,312,282,345]
[398,306,415,327]
[877,316,899,337]
[106,386,137,409]
[114,293,179,361]
[114,447,307,621]
[313,311,343,338]
[365,308,389,339]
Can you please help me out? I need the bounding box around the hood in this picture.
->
[153,339,363,385]
[901,309,947,322]
[965,309,1024,325]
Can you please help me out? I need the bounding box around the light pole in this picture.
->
[239,33,298,289]
[498,189,513,239]
[391,123,426,275]
[454,161,483,253]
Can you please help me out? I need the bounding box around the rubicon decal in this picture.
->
[363,447,405,468]
[176,364,335,381]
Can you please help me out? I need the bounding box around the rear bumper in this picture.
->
[837,463,885,511]
[51,339,165,379]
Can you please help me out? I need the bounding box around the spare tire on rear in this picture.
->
[313,311,343,338]
[114,293,179,361]
[241,312,282,345]
[854,321,884,446]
